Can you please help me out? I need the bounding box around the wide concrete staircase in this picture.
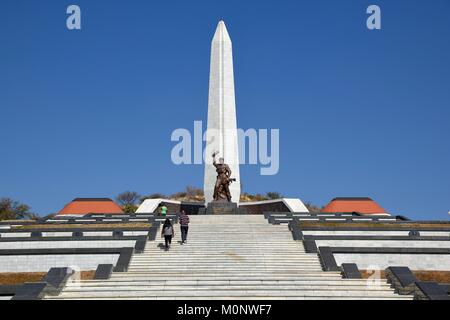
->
[47,215,411,300]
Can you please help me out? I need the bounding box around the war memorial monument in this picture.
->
[0,21,449,302]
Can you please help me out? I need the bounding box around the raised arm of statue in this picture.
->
[212,151,219,167]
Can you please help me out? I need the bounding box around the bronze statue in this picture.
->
[212,151,236,202]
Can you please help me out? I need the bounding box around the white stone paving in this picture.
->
[0,254,120,273]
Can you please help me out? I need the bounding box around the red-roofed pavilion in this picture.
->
[321,197,389,215]
[58,198,124,215]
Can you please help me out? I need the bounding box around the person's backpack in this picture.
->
[163,226,173,236]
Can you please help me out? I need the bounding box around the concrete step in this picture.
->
[144,242,302,245]
[129,259,321,269]
[128,262,322,267]
[151,236,296,239]
[140,252,308,255]
[48,214,409,300]
[126,269,325,273]
[149,239,296,242]
[48,289,404,299]
[130,260,321,264]
[143,246,305,249]
[131,259,317,263]
[46,296,412,300]
[141,249,307,252]
[66,279,390,286]
[106,270,342,280]
[123,271,326,275]
[136,254,312,258]
[143,247,306,250]
[137,257,310,260]
[61,285,396,292]
[139,254,309,257]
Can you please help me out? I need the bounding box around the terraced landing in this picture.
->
[46,215,412,300]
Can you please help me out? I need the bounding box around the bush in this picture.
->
[0,198,35,221]
[140,193,167,202]
[266,192,282,199]
[122,204,137,214]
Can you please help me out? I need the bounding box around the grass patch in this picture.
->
[360,270,386,279]
[300,221,450,229]
[0,220,37,223]
[0,271,95,285]
[0,272,46,285]
[361,270,450,284]
[413,270,450,283]
[13,222,151,230]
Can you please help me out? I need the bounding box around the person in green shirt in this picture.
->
[161,205,168,217]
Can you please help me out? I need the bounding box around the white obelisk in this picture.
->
[203,21,241,204]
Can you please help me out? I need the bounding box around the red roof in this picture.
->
[58,198,124,215]
[321,197,388,215]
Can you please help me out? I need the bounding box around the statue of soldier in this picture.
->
[212,151,236,202]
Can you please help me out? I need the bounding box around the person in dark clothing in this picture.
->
[179,210,190,244]
[161,218,174,250]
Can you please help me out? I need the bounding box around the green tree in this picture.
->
[122,204,138,214]
[0,198,35,221]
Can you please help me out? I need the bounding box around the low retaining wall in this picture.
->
[0,248,134,273]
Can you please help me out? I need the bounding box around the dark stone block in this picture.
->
[318,246,339,271]
[114,248,134,272]
[95,264,114,280]
[42,267,74,295]
[240,201,290,214]
[414,282,450,300]
[441,284,450,294]
[303,240,317,253]
[12,282,48,300]
[385,266,417,295]
[386,267,416,287]
[134,236,147,253]
[288,219,303,240]
[112,230,123,238]
[409,230,421,237]
[341,263,362,279]
[238,207,248,215]
[148,226,158,240]
[206,202,238,215]
[0,285,19,295]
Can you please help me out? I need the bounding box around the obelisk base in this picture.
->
[206,201,239,215]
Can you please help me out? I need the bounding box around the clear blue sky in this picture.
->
[1,0,449,220]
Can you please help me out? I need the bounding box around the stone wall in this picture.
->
[241,201,290,214]
[0,254,120,273]
[334,253,450,271]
